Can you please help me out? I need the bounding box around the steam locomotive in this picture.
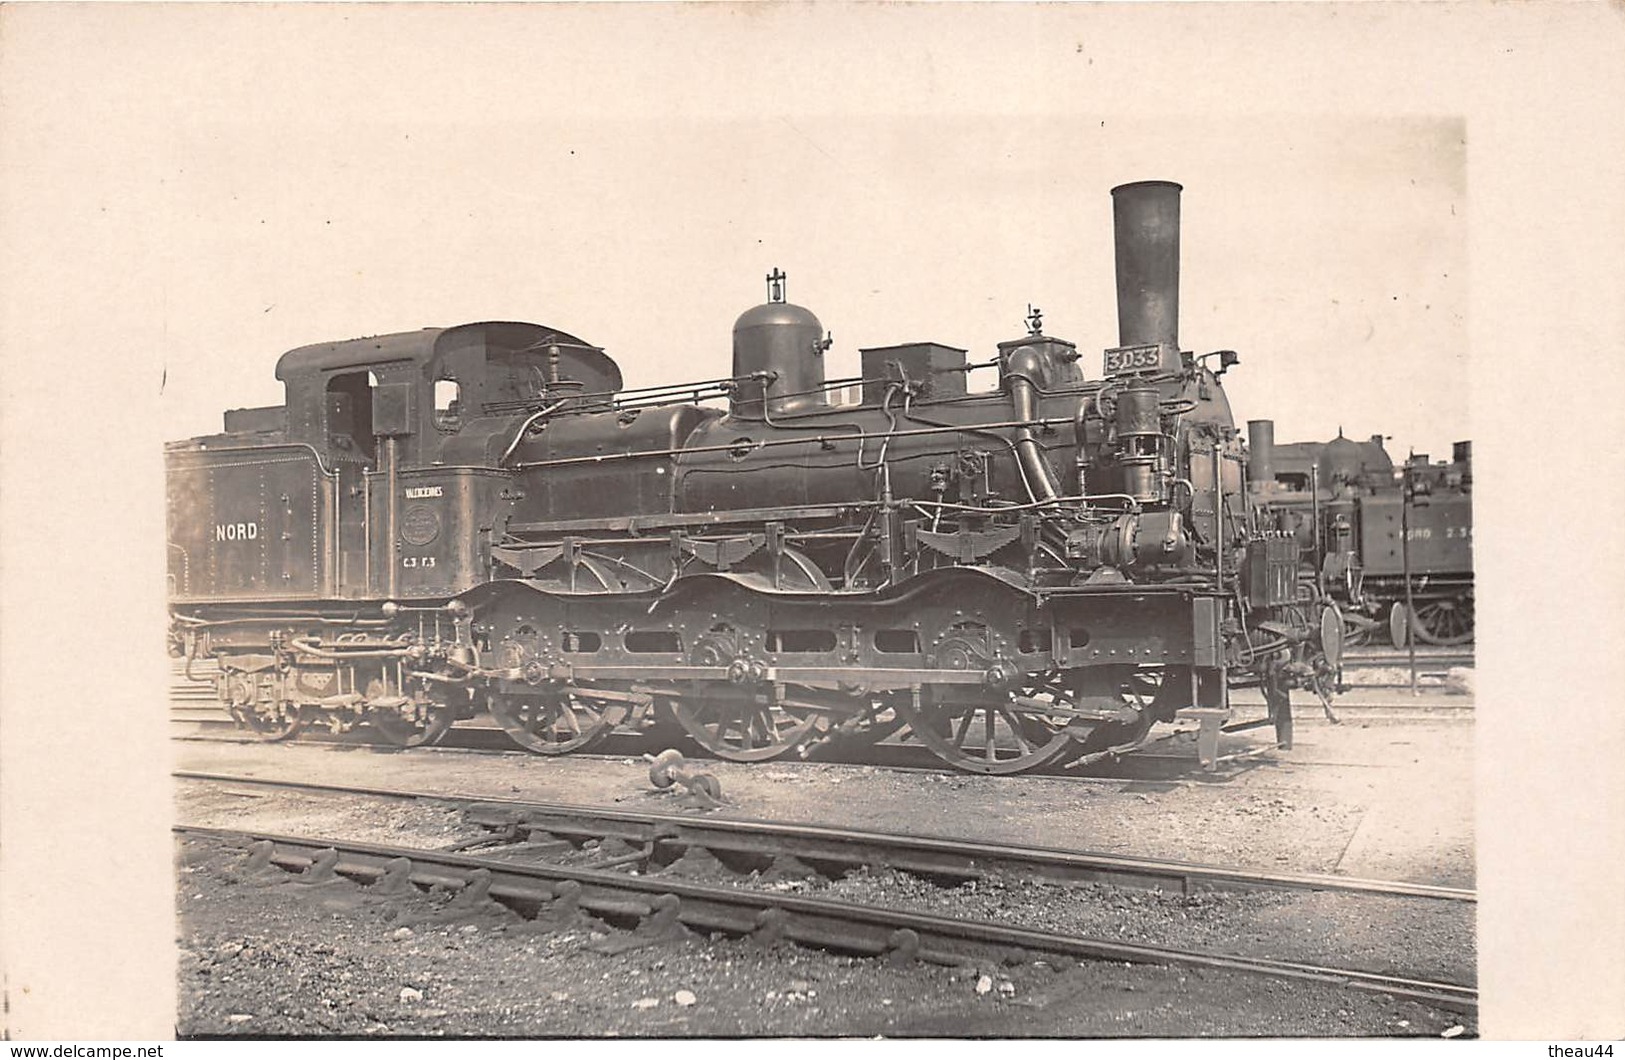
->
[1246,426,1474,646]
[167,181,1342,774]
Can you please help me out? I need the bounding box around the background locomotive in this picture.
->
[167,180,1342,774]
[1246,426,1474,646]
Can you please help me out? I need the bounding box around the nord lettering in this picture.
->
[405,486,444,499]
[214,522,259,542]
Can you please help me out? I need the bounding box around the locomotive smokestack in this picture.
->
[1111,181,1182,350]
[1247,419,1276,486]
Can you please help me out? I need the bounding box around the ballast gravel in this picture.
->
[176,834,1472,1038]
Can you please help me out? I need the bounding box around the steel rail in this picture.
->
[1341,650,1474,666]
[172,824,1476,1014]
[172,771,1475,904]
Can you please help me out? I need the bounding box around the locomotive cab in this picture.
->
[274,321,619,468]
[169,321,625,605]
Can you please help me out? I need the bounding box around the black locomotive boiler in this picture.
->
[167,181,1342,774]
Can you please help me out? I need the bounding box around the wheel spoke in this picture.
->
[1000,707,1036,754]
[737,708,760,750]
[1412,595,1474,646]
[720,704,747,746]
[952,708,977,745]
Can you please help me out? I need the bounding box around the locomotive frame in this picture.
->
[168,181,1342,774]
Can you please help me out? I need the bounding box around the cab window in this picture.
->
[325,371,377,459]
[433,378,462,431]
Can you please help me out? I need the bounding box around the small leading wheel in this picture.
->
[1411,596,1474,646]
[670,690,821,763]
[225,672,304,742]
[895,694,1076,776]
[489,690,615,755]
[367,681,455,748]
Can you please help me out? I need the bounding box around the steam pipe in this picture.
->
[498,399,570,467]
[290,637,414,660]
[1311,464,1323,594]
[1004,346,1062,503]
[1213,441,1225,592]
[381,436,400,599]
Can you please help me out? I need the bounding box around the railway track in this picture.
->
[175,770,1475,904]
[174,821,1477,1016]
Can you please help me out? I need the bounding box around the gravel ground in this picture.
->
[176,713,1475,887]
[174,713,1475,1036]
[176,834,1473,1038]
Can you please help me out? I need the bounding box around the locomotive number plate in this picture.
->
[1104,343,1164,374]
[400,504,442,546]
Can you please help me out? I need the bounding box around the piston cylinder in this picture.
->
[1111,181,1182,350]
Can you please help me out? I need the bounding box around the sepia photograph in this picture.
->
[1,1,1620,1047]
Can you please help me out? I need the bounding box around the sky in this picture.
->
[142,110,1468,460]
[1,2,1621,1042]
[0,4,1467,460]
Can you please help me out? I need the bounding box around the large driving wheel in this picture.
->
[670,689,821,763]
[489,690,614,755]
[894,693,1076,775]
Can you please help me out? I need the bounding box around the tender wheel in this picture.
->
[225,672,304,742]
[366,680,454,748]
[670,690,821,763]
[489,690,614,755]
[230,703,305,741]
[894,693,1076,776]
[1410,595,1474,646]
